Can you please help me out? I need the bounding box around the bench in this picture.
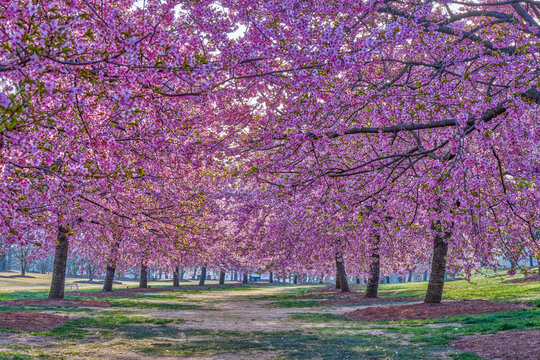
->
[68,283,80,293]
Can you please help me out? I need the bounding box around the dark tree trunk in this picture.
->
[219,269,226,285]
[423,270,428,281]
[336,258,350,292]
[49,226,69,299]
[365,252,380,298]
[293,275,298,284]
[192,267,198,280]
[21,263,26,277]
[269,271,273,283]
[242,272,248,284]
[335,269,341,289]
[103,265,116,292]
[319,275,324,284]
[173,266,180,287]
[139,264,148,288]
[385,275,390,284]
[88,265,95,282]
[356,277,361,284]
[0,253,6,272]
[408,271,413,282]
[199,265,207,286]
[424,226,451,304]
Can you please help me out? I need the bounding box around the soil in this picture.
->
[0,311,70,331]
[503,274,540,284]
[0,333,54,347]
[320,296,422,306]
[0,298,111,307]
[343,300,528,321]
[451,330,540,360]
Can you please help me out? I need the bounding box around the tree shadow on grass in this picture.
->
[135,329,446,359]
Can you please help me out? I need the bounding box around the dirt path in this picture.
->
[123,286,408,332]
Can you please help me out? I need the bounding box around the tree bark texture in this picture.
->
[48,226,69,299]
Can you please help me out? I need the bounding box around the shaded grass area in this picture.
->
[0,350,34,360]
[382,309,540,347]
[34,313,184,340]
[136,328,445,359]
[0,305,98,314]
[108,299,201,310]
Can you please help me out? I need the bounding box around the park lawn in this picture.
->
[381,272,540,302]
[0,275,537,359]
[0,270,227,292]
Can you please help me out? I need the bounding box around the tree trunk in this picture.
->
[173,266,180,287]
[335,269,341,289]
[242,272,248,284]
[424,227,451,304]
[293,274,298,284]
[192,267,198,280]
[103,265,116,292]
[336,258,350,292]
[319,275,324,284]
[139,264,148,288]
[365,252,380,298]
[408,271,413,282]
[219,269,226,285]
[199,265,207,286]
[21,262,26,277]
[356,277,361,284]
[88,265,95,282]
[385,275,390,284]
[0,253,6,272]
[48,226,69,299]
[269,271,273,283]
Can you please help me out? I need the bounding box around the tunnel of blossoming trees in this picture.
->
[0,1,539,359]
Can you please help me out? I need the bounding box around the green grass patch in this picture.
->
[0,305,98,314]
[0,351,33,360]
[381,274,539,302]
[291,313,353,322]
[268,299,323,308]
[108,299,200,310]
[381,309,540,346]
[451,353,483,360]
[0,292,49,302]
[35,314,182,340]
[136,329,444,359]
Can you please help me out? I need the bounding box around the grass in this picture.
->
[0,305,98,314]
[35,313,183,340]
[0,271,538,359]
[0,270,240,293]
[136,329,444,359]
[381,272,540,302]
[382,309,540,346]
[108,299,200,310]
